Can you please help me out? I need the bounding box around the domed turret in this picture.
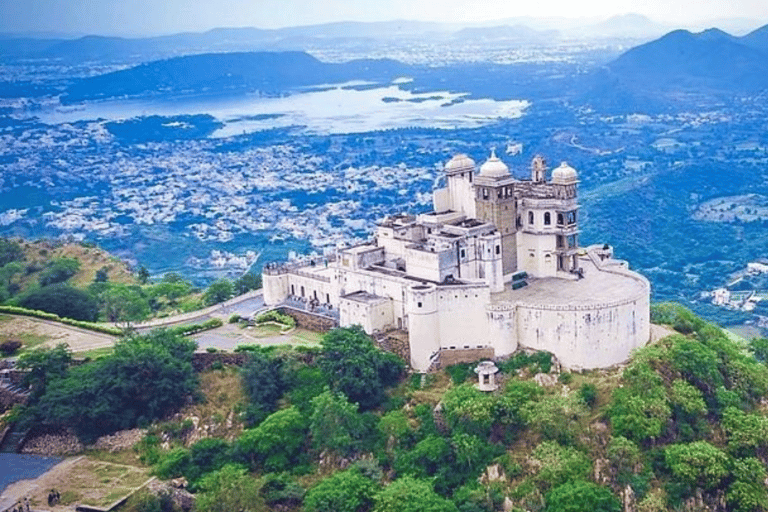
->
[551,161,579,185]
[445,154,475,175]
[478,150,510,179]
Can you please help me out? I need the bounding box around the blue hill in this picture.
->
[608,28,768,91]
[62,51,412,103]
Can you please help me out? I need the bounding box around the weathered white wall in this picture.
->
[517,231,557,278]
[263,273,289,306]
[434,285,491,352]
[340,296,394,334]
[515,280,650,369]
[408,285,441,372]
[486,304,517,357]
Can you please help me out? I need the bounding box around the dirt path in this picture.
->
[0,456,151,512]
[0,316,117,354]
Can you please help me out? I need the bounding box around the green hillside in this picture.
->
[6,304,765,512]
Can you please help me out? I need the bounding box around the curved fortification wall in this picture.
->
[515,289,650,369]
[490,249,651,370]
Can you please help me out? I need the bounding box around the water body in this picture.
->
[31,81,529,137]
[0,453,62,494]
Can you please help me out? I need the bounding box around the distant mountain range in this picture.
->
[62,51,412,103]
[3,14,753,65]
[607,24,768,93]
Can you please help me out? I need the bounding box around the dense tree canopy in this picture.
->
[20,330,198,439]
[18,284,99,321]
[303,467,379,512]
[319,327,404,410]
[0,238,23,267]
[38,257,80,286]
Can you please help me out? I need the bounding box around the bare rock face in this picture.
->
[147,480,195,512]
[623,484,636,512]
[503,497,515,512]
[20,430,83,455]
[481,463,506,483]
[533,372,558,387]
[594,457,611,485]
[91,428,146,452]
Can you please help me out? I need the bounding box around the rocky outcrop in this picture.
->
[20,429,83,455]
[91,428,146,453]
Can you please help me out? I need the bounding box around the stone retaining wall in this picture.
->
[277,306,337,332]
[0,385,28,410]
[191,352,250,372]
[429,347,495,371]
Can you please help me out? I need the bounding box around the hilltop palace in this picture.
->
[263,152,650,372]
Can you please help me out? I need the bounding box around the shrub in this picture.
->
[545,481,621,512]
[18,284,98,321]
[532,441,591,488]
[578,383,597,408]
[304,467,378,512]
[255,310,296,328]
[664,441,730,491]
[0,339,22,356]
[38,257,80,286]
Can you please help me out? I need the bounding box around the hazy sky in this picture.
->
[1,0,766,36]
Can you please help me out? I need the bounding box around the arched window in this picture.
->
[544,212,551,225]
[528,211,534,225]
[557,213,564,225]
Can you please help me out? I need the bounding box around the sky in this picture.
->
[1,0,766,37]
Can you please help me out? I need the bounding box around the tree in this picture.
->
[94,266,109,283]
[441,383,496,436]
[195,464,264,512]
[664,441,730,491]
[234,272,262,295]
[26,330,198,439]
[95,284,150,325]
[373,477,458,512]
[241,350,287,426]
[17,343,72,399]
[137,266,151,284]
[19,284,99,321]
[0,238,23,267]
[520,392,588,444]
[0,261,23,291]
[727,457,768,512]
[545,481,621,512]
[310,389,362,457]
[38,257,80,286]
[235,406,308,472]
[532,441,591,489]
[204,279,233,306]
[304,467,379,512]
[319,327,404,410]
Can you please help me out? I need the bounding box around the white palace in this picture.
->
[263,152,650,372]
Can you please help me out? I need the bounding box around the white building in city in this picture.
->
[263,153,651,372]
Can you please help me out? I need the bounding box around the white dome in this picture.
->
[445,154,475,173]
[478,150,510,179]
[551,161,578,185]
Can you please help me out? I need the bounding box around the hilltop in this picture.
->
[3,306,768,512]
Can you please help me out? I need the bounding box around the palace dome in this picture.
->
[478,150,510,179]
[551,161,578,185]
[445,154,476,173]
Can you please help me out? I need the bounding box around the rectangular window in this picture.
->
[417,302,422,308]
[495,245,500,255]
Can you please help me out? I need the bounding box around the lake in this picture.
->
[0,453,62,494]
[31,81,530,137]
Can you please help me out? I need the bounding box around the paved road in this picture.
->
[134,291,266,333]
